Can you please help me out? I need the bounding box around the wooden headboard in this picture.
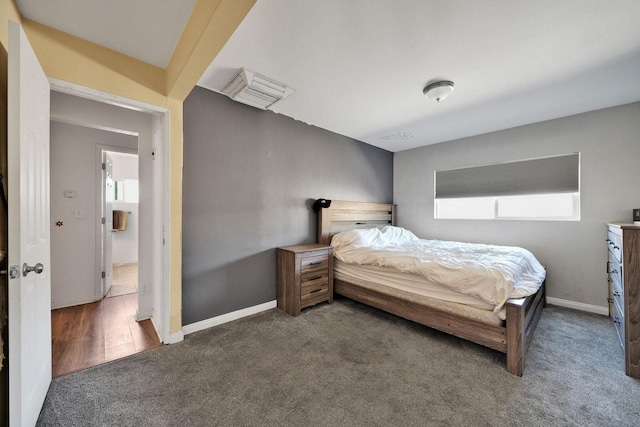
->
[317,200,396,245]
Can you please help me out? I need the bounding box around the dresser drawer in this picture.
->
[610,279,624,319]
[607,227,623,264]
[608,252,623,297]
[611,298,625,350]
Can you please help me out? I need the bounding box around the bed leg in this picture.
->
[506,301,525,376]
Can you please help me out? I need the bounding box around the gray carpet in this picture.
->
[37,298,640,426]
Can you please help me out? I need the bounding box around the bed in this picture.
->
[317,200,546,376]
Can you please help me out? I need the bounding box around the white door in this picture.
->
[7,21,52,427]
[102,152,113,296]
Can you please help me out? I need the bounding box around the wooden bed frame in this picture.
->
[317,200,546,376]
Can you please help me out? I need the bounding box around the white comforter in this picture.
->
[331,226,546,317]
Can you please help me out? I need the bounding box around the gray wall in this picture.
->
[182,87,393,325]
[394,102,640,310]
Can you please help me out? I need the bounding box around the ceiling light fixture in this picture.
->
[423,81,455,102]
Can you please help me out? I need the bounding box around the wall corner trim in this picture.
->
[166,331,185,344]
[135,309,153,321]
[546,297,608,316]
[182,300,277,336]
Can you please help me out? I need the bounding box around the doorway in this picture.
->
[102,150,139,299]
[47,81,171,375]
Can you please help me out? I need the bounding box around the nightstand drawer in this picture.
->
[301,270,328,285]
[300,269,329,301]
[301,255,329,273]
[301,283,329,302]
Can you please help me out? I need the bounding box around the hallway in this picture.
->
[51,292,160,378]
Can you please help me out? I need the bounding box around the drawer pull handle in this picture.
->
[611,269,618,275]
[609,241,614,246]
[613,245,620,250]
[308,276,323,281]
[606,239,611,243]
[612,290,621,297]
[613,316,622,324]
[309,261,322,266]
[310,289,322,294]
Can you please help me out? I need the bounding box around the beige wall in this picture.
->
[0,0,256,334]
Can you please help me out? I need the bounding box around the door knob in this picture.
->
[23,262,44,277]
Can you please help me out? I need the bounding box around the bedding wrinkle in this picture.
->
[331,227,546,319]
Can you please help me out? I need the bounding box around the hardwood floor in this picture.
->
[51,293,161,378]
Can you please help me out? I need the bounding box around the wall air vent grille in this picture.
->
[222,68,294,110]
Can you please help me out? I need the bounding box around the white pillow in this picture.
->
[378,226,420,244]
[330,228,388,249]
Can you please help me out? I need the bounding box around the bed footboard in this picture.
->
[505,280,546,376]
[336,277,546,376]
[335,279,508,353]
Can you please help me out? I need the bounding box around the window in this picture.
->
[434,153,580,221]
[114,179,139,203]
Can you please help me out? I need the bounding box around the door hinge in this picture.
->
[102,162,106,170]
[101,271,106,279]
[151,149,156,160]
[102,217,106,225]
[607,298,614,303]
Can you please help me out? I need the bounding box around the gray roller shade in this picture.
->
[435,153,579,199]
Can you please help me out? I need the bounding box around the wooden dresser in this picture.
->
[606,223,640,378]
[276,244,333,316]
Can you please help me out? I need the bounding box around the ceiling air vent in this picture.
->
[222,68,294,110]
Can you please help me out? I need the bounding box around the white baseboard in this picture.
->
[135,309,153,321]
[51,295,100,310]
[182,300,277,336]
[546,297,608,316]
[166,331,184,344]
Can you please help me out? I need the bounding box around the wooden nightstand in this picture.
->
[276,244,334,316]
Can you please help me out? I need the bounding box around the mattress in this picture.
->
[331,226,546,321]
[334,260,504,326]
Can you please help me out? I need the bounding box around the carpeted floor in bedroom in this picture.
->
[37,298,640,426]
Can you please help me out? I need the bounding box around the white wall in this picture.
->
[394,102,640,312]
[50,90,157,320]
[50,121,137,308]
[110,152,139,266]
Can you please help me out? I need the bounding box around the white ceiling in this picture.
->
[16,0,196,68]
[16,0,640,152]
